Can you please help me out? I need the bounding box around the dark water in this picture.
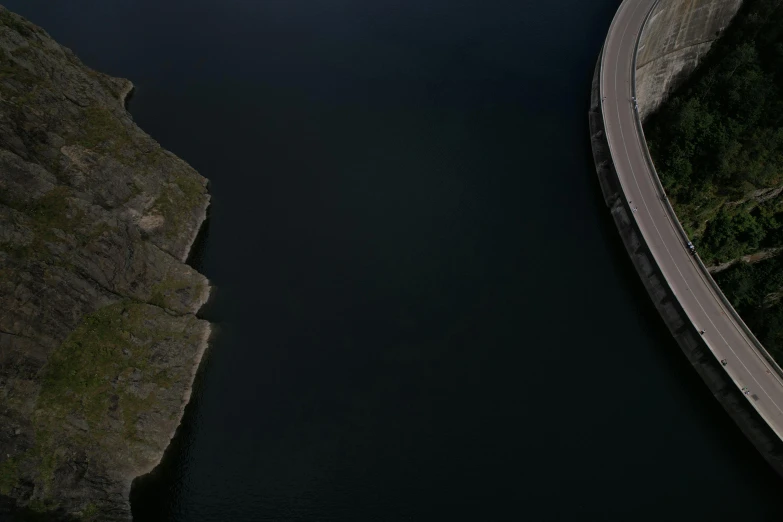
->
[8,0,783,520]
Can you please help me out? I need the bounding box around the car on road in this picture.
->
[686,241,696,254]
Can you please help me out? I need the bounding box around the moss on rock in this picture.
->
[0,5,211,520]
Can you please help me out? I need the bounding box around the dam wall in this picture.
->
[589,53,783,476]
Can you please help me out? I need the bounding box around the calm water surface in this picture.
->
[7,0,783,520]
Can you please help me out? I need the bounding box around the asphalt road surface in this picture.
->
[601,0,783,441]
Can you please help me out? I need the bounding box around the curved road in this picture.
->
[601,0,783,441]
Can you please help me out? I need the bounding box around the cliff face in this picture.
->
[636,0,744,120]
[0,7,210,521]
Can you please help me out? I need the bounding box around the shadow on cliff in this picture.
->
[0,496,82,522]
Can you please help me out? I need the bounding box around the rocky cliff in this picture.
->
[636,0,744,120]
[0,7,211,521]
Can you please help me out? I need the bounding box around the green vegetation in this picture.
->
[77,106,129,150]
[33,433,60,496]
[87,69,123,102]
[28,186,82,231]
[81,503,99,520]
[715,256,783,362]
[0,455,20,495]
[0,9,36,38]
[0,186,84,265]
[0,9,210,517]
[149,276,205,311]
[150,173,207,240]
[21,301,201,504]
[0,50,36,85]
[645,0,783,265]
[77,105,179,171]
[699,203,778,263]
[38,302,183,438]
[645,0,783,361]
[76,105,143,166]
[0,440,61,505]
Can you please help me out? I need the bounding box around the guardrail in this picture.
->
[622,0,783,382]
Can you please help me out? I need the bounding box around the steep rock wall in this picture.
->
[0,7,211,521]
[636,0,743,120]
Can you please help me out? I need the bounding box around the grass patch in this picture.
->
[0,50,48,104]
[150,174,206,239]
[39,303,171,432]
[23,301,204,503]
[26,498,60,517]
[0,9,36,38]
[149,277,204,311]
[75,106,179,170]
[35,435,60,495]
[77,106,133,153]
[28,186,81,232]
[81,503,99,520]
[0,455,20,495]
[0,186,85,266]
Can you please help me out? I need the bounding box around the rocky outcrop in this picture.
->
[636,0,744,120]
[707,247,783,273]
[0,7,211,521]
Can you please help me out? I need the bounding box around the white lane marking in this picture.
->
[603,0,783,417]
